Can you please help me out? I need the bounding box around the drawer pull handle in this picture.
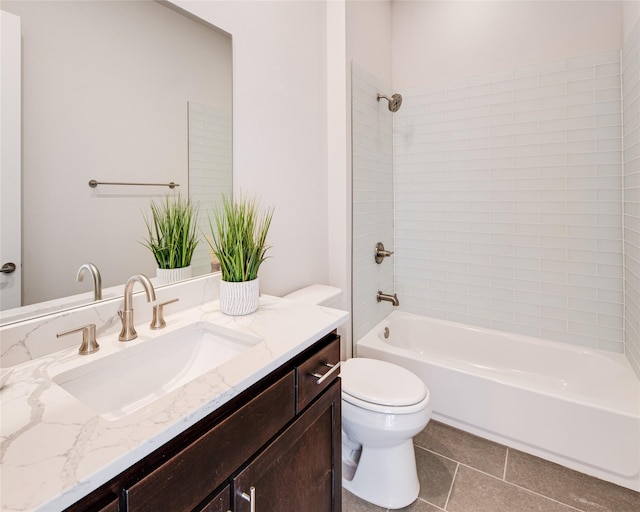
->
[241,486,256,512]
[310,361,341,385]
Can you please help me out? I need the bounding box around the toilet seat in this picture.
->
[341,358,429,414]
[342,389,431,415]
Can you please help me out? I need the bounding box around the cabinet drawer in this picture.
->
[297,335,340,411]
[124,371,295,512]
[96,498,119,512]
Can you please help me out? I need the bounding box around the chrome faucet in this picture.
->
[119,274,156,341]
[377,291,399,306]
[77,262,102,301]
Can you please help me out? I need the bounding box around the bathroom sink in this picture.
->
[52,322,261,420]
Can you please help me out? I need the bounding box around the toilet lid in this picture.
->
[341,358,427,407]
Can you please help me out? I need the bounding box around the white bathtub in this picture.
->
[356,311,640,492]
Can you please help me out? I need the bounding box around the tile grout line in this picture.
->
[418,445,587,512]
[443,461,460,511]
[503,447,509,481]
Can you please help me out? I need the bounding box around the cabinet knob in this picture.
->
[240,486,256,512]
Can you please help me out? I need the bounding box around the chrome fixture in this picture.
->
[377,93,403,112]
[310,361,342,385]
[119,274,156,341]
[375,242,394,264]
[88,179,179,189]
[377,291,399,307]
[76,262,102,301]
[57,323,99,355]
[150,298,179,330]
[241,486,256,512]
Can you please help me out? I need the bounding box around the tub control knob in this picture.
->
[375,242,394,264]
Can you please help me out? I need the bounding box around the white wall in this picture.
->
[175,0,332,298]
[326,1,352,355]
[346,0,392,88]
[392,0,623,88]
[624,0,640,41]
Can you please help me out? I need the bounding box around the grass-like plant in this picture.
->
[143,195,199,269]
[207,193,274,282]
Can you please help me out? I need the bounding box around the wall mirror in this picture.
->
[0,0,232,325]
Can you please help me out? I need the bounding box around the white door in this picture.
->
[0,10,22,310]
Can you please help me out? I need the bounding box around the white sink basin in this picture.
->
[52,322,261,420]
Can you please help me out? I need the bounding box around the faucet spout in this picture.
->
[377,291,399,307]
[77,263,102,301]
[119,274,156,341]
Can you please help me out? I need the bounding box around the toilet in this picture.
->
[341,358,431,509]
[283,285,432,510]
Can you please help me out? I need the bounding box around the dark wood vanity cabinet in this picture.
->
[196,486,230,512]
[233,383,340,512]
[64,332,341,512]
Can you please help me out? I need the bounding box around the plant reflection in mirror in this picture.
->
[142,195,199,270]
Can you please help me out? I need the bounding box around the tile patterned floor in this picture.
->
[342,421,640,512]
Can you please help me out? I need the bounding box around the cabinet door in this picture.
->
[197,485,230,512]
[233,380,341,512]
[124,372,295,512]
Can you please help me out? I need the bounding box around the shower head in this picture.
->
[377,93,403,112]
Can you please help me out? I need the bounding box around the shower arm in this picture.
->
[377,92,403,112]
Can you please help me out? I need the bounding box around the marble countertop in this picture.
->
[0,295,348,512]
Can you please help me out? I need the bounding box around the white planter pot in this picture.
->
[219,278,259,315]
[156,265,193,285]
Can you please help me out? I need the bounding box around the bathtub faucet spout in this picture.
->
[377,291,399,306]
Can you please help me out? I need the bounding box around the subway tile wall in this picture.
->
[352,63,395,342]
[393,50,625,352]
[188,102,232,277]
[623,18,640,378]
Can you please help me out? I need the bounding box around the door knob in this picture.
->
[1,262,16,274]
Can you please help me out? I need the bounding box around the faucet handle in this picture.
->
[57,324,99,355]
[150,298,179,330]
[375,242,394,264]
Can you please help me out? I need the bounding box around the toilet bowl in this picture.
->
[341,358,431,509]
[283,285,431,509]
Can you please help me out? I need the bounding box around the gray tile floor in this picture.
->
[342,420,640,512]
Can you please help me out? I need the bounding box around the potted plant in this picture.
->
[207,193,274,315]
[142,195,199,284]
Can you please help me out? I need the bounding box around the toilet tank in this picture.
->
[283,284,342,307]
